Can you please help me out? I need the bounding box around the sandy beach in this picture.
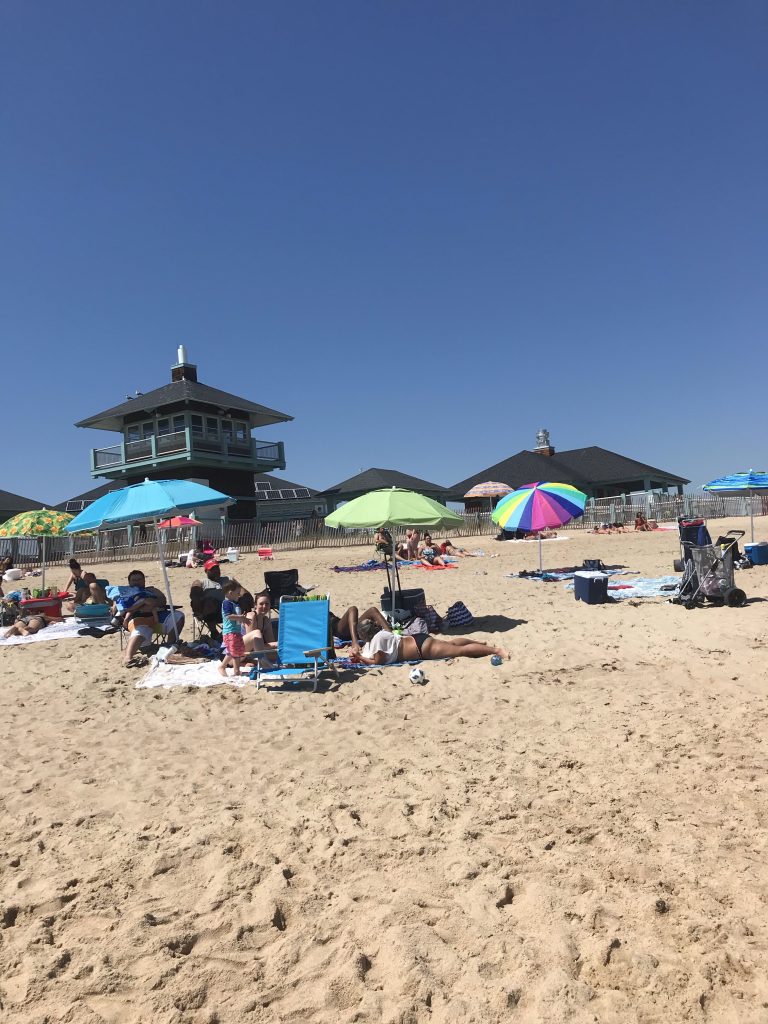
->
[2,516,768,1023]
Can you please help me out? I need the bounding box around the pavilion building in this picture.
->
[73,347,293,520]
[451,430,689,508]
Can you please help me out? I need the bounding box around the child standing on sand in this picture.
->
[219,579,248,677]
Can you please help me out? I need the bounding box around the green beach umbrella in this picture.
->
[0,509,75,590]
[325,488,463,616]
[325,487,463,531]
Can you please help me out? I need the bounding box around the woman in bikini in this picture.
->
[418,533,447,567]
[243,592,278,657]
[351,618,509,665]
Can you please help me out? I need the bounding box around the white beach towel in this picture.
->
[137,660,248,690]
[0,619,85,647]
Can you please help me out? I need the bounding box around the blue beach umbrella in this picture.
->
[66,479,234,640]
[703,470,768,542]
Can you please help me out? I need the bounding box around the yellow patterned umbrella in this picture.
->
[0,509,74,590]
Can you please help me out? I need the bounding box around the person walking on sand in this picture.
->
[351,618,510,666]
[219,579,248,677]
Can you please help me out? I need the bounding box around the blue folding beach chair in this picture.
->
[253,595,337,692]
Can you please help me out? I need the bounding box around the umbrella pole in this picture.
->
[156,520,180,643]
[538,534,543,572]
[41,536,46,592]
[750,491,755,543]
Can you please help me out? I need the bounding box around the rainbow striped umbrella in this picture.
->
[492,482,587,569]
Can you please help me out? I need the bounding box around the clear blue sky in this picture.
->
[2,0,766,505]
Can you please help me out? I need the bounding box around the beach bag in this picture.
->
[402,616,429,638]
[414,603,443,633]
[445,601,473,627]
[0,600,19,626]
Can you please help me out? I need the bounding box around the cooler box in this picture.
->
[574,571,609,604]
[20,596,64,618]
[745,543,768,565]
[75,602,112,622]
[380,587,425,614]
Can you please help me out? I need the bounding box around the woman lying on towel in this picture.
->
[439,540,477,557]
[3,613,61,638]
[351,618,509,665]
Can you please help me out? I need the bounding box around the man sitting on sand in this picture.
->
[116,569,185,667]
[351,618,509,665]
[189,559,253,642]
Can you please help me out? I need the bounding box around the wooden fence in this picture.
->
[3,493,765,569]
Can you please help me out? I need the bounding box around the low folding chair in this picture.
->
[253,596,337,692]
[264,569,305,609]
[119,606,183,651]
[192,613,219,643]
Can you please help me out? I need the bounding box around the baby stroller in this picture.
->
[673,519,747,608]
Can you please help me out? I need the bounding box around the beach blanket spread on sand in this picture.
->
[0,619,87,647]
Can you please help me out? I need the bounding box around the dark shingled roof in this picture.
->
[319,468,448,496]
[54,482,119,512]
[0,489,48,514]
[254,473,319,496]
[451,446,689,497]
[75,379,293,432]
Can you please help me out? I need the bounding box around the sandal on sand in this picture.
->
[124,654,149,669]
[78,626,107,638]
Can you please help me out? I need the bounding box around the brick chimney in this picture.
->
[533,428,555,457]
[171,344,198,383]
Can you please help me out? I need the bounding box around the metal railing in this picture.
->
[91,432,285,472]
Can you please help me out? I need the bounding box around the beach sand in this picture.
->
[2,516,768,1022]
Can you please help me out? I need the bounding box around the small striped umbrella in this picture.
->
[492,482,587,569]
[703,470,768,542]
[0,509,75,590]
[464,481,514,514]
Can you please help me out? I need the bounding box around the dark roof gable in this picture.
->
[320,467,448,496]
[0,488,48,513]
[552,446,689,485]
[451,445,688,496]
[75,379,293,432]
[254,473,319,496]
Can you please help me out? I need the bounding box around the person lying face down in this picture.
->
[2,612,60,639]
[351,618,509,666]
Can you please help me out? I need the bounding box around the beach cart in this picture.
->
[673,532,747,609]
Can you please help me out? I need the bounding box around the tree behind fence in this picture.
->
[3,493,764,569]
